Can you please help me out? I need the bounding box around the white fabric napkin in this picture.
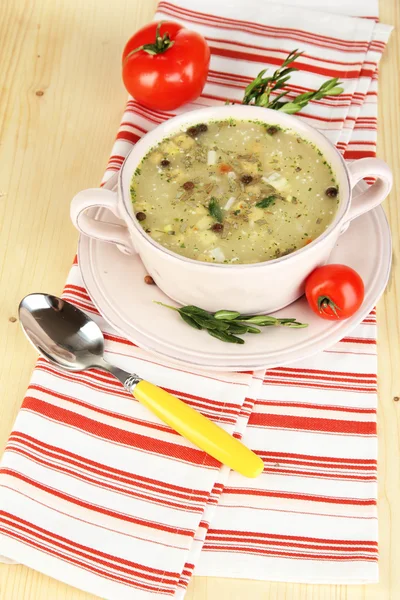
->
[0,0,392,597]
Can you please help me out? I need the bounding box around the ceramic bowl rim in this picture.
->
[117,105,351,270]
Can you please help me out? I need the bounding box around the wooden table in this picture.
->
[0,0,399,597]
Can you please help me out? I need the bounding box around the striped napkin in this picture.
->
[0,0,392,598]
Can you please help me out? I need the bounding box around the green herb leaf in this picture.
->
[240,315,278,325]
[179,312,202,330]
[207,329,245,344]
[243,325,261,334]
[241,50,343,116]
[256,196,276,209]
[225,323,250,335]
[278,78,344,114]
[192,316,230,331]
[208,197,224,223]
[229,321,262,334]
[214,310,241,320]
[242,50,302,107]
[180,305,212,318]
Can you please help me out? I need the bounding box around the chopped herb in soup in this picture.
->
[130,120,339,264]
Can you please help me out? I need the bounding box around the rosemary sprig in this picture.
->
[240,49,344,114]
[242,49,302,108]
[278,77,344,114]
[155,302,307,344]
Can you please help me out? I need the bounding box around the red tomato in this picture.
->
[305,264,365,320]
[122,21,210,111]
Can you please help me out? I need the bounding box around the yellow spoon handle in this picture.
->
[133,380,264,478]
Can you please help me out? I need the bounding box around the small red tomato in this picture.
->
[305,264,365,320]
[122,21,210,111]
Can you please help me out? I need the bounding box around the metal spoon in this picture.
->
[19,294,264,478]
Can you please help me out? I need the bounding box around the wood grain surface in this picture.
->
[0,0,398,598]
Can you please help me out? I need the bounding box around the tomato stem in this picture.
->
[123,21,175,64]
[317,295,341,318]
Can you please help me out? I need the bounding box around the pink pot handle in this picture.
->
[70,188,135,255]
[345,158,392,224]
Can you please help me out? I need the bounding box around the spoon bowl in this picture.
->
[19,293,105,371]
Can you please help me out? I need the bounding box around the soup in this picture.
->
[130,120,339,264]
